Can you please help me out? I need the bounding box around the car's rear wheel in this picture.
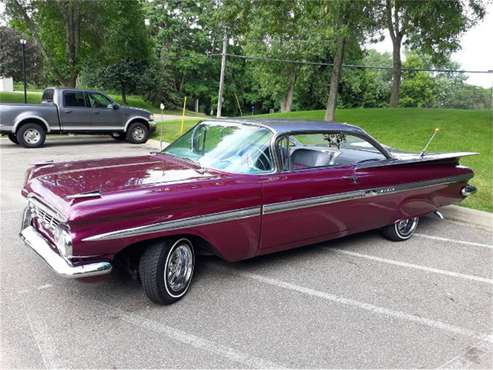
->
[126,122,149,144]
[381,217,419,241]
[16,123,46,148]
[139,238,195,304]
[7,133,18,144]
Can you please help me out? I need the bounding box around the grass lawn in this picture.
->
[0,90,205,116]
[154,108,492,212]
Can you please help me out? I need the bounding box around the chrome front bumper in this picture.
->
[20,226,112,279]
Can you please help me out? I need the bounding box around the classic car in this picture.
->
[20,119,477,304]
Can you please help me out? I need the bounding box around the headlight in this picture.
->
[149,114,155,121]
[54,226,73,259]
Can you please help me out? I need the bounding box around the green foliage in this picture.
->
[0,26,44,84]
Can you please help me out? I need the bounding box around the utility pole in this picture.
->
[216,33,227,118]
[20,39,27,104]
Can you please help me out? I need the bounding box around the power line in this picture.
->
[209,52,493,74]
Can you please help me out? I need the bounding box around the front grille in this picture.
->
[28,199,63,234]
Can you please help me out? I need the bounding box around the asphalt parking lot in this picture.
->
[1,136,492,369]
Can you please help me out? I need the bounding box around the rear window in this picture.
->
[63,91,88,107]
[41,89,54,103]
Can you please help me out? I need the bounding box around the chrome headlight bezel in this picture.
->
[53,226,73,259]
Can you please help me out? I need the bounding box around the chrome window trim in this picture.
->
[82,206,262,241]
[81,174,471,243]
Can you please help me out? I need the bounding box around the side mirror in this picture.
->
[109,103,119,110]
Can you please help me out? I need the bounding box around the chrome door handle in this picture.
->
[343,175,358,183]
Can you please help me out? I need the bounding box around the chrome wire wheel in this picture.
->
[164,239,194,297]
[23,128,41,145]
[394,217,419,239]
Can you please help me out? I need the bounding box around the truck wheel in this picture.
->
[381,217,419,241]
[8,133,19,144]
[126,122,149,144]
[16,123,46,148]
[111,132,126,141]
[139,238,195,305]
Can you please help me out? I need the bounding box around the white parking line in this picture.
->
[223,268,493,344]
[95,300,284,369]
[21,299,62,369]
[332,249,493,285]
[416,233,493,250]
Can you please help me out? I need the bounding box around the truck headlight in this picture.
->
[54,226,73,259]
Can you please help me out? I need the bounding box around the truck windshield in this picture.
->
[163,121,274,174]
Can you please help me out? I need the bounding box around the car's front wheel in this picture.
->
[16,123,46,148]
[7,133,18,144]
[139,238,195,304]
[126,122,149,144]
[381,217,419,241]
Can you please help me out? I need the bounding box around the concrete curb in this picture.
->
[440,205,492,231]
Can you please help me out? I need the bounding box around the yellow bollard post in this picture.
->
[180,96,187,134]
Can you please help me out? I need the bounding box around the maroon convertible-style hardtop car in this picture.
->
[20,119,477,304]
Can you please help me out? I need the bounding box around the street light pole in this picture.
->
[20,39,27,104]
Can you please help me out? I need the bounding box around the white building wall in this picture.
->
[0,77,14,92]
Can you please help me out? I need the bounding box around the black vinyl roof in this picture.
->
[215,118,365,135]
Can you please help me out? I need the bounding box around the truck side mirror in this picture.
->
[110,103,119,110]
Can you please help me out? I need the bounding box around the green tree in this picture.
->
[321,0,380,120]
[382,0,486,107]
[96,0,151,104]
[6,0,106,87]
[0,26,44,85]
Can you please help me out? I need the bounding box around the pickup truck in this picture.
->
[0,87,156,148]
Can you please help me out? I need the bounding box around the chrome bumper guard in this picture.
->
[20,226,112,278]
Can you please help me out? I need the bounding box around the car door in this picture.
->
[259,131,394,253]
[86,92,122,130]
[260,165,357,252]
[59,90,92,130]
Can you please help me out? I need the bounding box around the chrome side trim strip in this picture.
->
[263,174,472,215]
[83,206,262,241]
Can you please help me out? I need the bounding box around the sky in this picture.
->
[369,3,493,88]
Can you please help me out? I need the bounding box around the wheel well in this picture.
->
[113,234,219,275]
[126,119,149,132]
[15,119,49,134]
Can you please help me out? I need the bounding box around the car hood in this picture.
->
[25,154,221,211]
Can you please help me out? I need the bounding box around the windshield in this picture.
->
[163,121,274,174]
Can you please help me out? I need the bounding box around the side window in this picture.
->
[63,91,88,108]
[88,93,112,108]
[278,132,386,171]
[41,89,54,103]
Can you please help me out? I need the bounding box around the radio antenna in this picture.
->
[419,128,440,158]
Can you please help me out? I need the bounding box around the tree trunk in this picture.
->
[61,0,80,87]
[389,37,402,107]
[325,36,346,121]
[280,71,297,112]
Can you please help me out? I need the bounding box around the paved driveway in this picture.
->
[1,136,492,369]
